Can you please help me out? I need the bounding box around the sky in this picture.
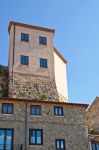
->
[0,0,99,105]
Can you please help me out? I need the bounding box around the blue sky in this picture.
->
[0,0,99,104]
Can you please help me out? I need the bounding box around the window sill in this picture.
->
[54,115,64,117]
[39,44,47,47]
[20,64,29,66]
[39,67,48,69]
[1,113,13,115]
[30,115,42,117]
[29,144,43,146]
[20,40,29,42]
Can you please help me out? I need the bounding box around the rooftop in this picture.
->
[0,97,89,109]
[8,21,55,34]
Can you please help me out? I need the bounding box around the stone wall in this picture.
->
[87,97,99,134]
[9,72,67,102]
[0,100,26,150]
[0,98,88,150]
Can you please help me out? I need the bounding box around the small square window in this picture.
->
[54,106,63,116]
[29,129,43,145]
[30,105,41,115]
[56,139,65,150]
[40,58,48,68]
[21,33,29,42]
[2,103,14,114]
[39,37,47,45]
[20,55,29,65]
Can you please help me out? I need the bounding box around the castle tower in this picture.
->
[8,22,68,102]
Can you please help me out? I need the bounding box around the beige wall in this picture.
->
[54,52,68,100]
[9,25,55,77]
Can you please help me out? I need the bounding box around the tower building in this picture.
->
[8,22,68,102]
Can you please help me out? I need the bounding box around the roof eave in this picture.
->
[0,97,88,109]
[8,21,55,35]
[53,47,68,64]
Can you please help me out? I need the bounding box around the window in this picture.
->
[56,139,65,150]
[29,129,43,145]
[20,55,29,65]
[21,33,29,42]
[54,106,63,116]
[92,143,99,150]
[40,58,48,68]
[2,103,13,114]
[0,129,13,150]
[30,105,41,115]
[39,37,47,45]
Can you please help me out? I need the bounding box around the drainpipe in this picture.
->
[24,102,28,150]
[12,25,15,91]
[13,25,15,66]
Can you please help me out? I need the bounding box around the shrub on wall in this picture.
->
[0,65,8,97]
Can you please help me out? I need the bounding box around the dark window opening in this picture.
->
[0,129,13,150]
[29,129,43,145]
[39,37,47,45]
[92,143,99,150]
[54,106,63,116]
[30,105,41,115]
[21,33,29,42]
[56,139,65,150]
[40,58,48,68]
[2,103,13,114]
[20,55,29,65]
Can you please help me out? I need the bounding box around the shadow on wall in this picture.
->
[0,65,8,97]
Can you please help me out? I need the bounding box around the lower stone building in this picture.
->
[0,97,88,150]
[87,97,99,150]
